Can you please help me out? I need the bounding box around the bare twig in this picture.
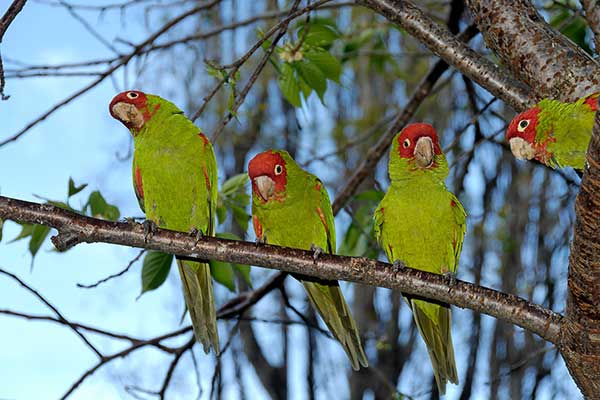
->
[77,248,145,289]
[0,267,103,358]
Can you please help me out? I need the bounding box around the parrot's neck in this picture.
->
[388,155,449,184]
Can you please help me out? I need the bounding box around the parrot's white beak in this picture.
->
[414,136,434,168]
[111,102,145,130]
[509,137,536,160]
[254,175,276,202]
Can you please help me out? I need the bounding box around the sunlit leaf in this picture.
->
[305,49,341,83]
[29,224,51,259]
[87,191,120,221]
[221,173,249,196]
[140,251,173,295]
[68,178,87,198]
[10,223,34,243]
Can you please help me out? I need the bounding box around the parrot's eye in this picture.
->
[403,138,411,148]
[274,164,283,175]
[517,119,530,132]
[126,92,139,99]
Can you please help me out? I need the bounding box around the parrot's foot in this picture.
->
[392,260,404,273]
[142,220,158,243]
[189,227,204,246]
[443,271,457,288]
[255,236,266,246]
[310,244,323,262]
[124,217,136,224]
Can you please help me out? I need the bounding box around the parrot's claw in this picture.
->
[392,260,404,273]
[189,228,204,246]
[142,220,158,243]
[310,244,323,262]
[255,236,266,246]
[124,217,136,224]
[443,271,457,288]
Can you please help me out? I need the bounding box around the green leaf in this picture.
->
[296,61,327,100]
[297,74,312,99]
[140,251,173,295]
[234,264,252,288]
[209,259,235,291]
[216,203,227,225]
[10,223,34,243]
[68,178,87,198]
[278,63,302,107]
[298,20,340,48]
[47,200,77,213]
[214,232,252,288]
[221,173,249,196]
[87,191,120,221]
[231,205,250,232]
[29,224,50,259]
[305,49,341,83]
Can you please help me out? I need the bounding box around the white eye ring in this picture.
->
[517,119,530,132]
[274,164,283,175]
[127,92,139,99]
[403,138,411,148]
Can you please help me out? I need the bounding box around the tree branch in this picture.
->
[464,0,600,101]
[355,0,534,111]
[581,0,600,55]
[0,0,28,100]
[560,99,600,398]
[0,195,563,344]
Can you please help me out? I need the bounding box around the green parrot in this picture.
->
[248,150,368,370]
[109,90,219,354]
[506,92,598,169]
[374,123,466,394]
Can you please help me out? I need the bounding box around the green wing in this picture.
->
[178,131,220,354]
[315,177,336,253]
[448,192,467,273]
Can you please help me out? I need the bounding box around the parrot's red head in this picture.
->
[396,123,442,169]
[248,151,288,203]
[505,107,540,161]
[109,90,155,131]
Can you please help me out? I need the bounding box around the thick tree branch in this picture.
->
[561,103,600,398]
[465,0,600,101]
[0,195,562,344]
[581,0,600,54]
[0,0,27,100]
[355,0,534,111]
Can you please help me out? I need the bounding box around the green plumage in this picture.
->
[535,95,595,169]
[374,133,466,394]
[251,151,368,370]
[129,94,220,354]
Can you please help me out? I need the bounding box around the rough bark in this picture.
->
[465,0,600,102]
[581,0,600,55]
[561,110,600,398]
[356,0,534,111]
[0,195,563,345]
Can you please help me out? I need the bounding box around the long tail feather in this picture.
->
[411,300,458,394]
[177,260,220,354]
[302,281,368,370]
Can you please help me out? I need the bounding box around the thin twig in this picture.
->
[77,249,145,289]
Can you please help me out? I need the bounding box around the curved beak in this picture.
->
[509,137,536,160]
[111,102,145,130]
[253,175,275,201]
[414,136,434,168]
